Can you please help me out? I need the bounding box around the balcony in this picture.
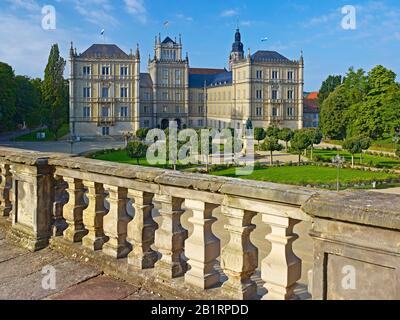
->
[0,147,399,300]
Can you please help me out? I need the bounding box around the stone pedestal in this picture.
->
[221,206,258,300]
[184,200,219,289]
[154,194,187,279]
[127,190,158,269]
[0,163,12,217]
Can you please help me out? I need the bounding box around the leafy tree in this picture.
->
[136,128,149,140]
[318,75,342,106]
[254,127,266,144]
[291,130,312,165]
[260,137,283,165]
[266,125,280,138]
[278,128,293,152]
[0,62,16,132]
[304,128,323,160]
[359,136,371,164]
[126,141,148,164]
[14,76,42,127]
[320,85,349,140]
[42,44,68,139]
[343,136,363,168]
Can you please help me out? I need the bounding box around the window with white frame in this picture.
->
[83,66,91,76]
[120,87,128,98]
[287,107,294,117]
[272,107,278,116]
[272,70,278,79]
[175,70,181,85]
[120,66,128,76]
[287,90,293,100]
[102,66,110,75]
[272,90,278,100]
[162,69,168,84]
[120,106,128,118]
[83,87,91,98]
[256,70,263,79]
[198,119,203,127]
[256,90,262,100]
[83,106,91,118]
[256,107,262,116]
[288,71,294,80]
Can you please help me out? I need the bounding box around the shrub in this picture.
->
[126,141,148,164]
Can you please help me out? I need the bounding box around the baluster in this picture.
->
[221,206,258,300]
[154,194,187,279]
[261,214,301,300]
[127,190,157,269]
[103,185,131,258]
[82,181,108,250]
[52,175,68,236]
[184,200,219,289]
[63,177,88,242]
[0,163,12,217]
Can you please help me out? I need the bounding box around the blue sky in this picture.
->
[1,0,399,91]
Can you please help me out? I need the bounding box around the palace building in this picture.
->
[69,28,304,138]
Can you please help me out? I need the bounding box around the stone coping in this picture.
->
[302,190,400,230]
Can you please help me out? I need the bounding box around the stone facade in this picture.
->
[70,29,304,138]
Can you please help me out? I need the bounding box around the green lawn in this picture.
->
[92,149,198,170]
[312,149,400,169]
[14,124,69,142]
[211,165,399,188]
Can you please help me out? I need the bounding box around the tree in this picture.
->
[126,141,148,164]
[0,62,16,132]
[320,85,349,140]
[304,128,323,160]
[396,145,400,157]
[42,44,68,139]
[318,75,342,106]
[343,136,363,168]
[254,127,266,144]
[291,130,312,165]
[260,137,283,165]
[266,125,280,138]
[136,128,149,140]
[14,76,42,128]
[278,128,293,152]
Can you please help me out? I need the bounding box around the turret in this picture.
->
[229,28,244,70]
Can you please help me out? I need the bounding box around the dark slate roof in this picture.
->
[189,68,227,75]
[162,37,175,44]
[251,50,290,62]
[80,44,129,59]
[189,71,232,88]
[140,73,153,88]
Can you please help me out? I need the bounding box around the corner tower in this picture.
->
[229,28,244,71]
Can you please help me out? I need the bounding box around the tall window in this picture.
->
[272,107,278,116]
[256,90,262,100]
[288,71,294,80]
[102,66,110,75]
[256,107,262,116]
[287,107,294,117]
[162,69,168,84]
[272,90,278,100]
[102,87,109,98]
[163,106,168,113]
[120,87,128,98]
[120,66,128,76]
[175,70,181,85]
[256,70,263,79]
[198,119,203,127]
[101,106,109,117]
[102,127,109,136]
[83,66,91,76]
[272,71,278,79]
[83,87,91,98]
[287,90,293,100]
[120,106,128,118]
[83,106,91,118]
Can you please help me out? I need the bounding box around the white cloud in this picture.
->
[72,0,118,27]
[221,9,238,17]
[6,0,41,12]
[124,0,147,23]
[0,13,87,78]
[176,13,193,22]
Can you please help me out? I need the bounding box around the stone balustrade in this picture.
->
[0,147,399,300]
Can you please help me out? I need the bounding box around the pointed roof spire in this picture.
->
[136,43,140,59]
[179,33,182,45]
[158,33,161,43]
[70,41,74,56]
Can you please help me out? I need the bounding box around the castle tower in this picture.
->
[229,28,244,71]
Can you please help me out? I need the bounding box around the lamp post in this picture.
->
[69,135,76,154]
[332,154,345,192]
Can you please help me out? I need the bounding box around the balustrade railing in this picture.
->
[0,147,399,300]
